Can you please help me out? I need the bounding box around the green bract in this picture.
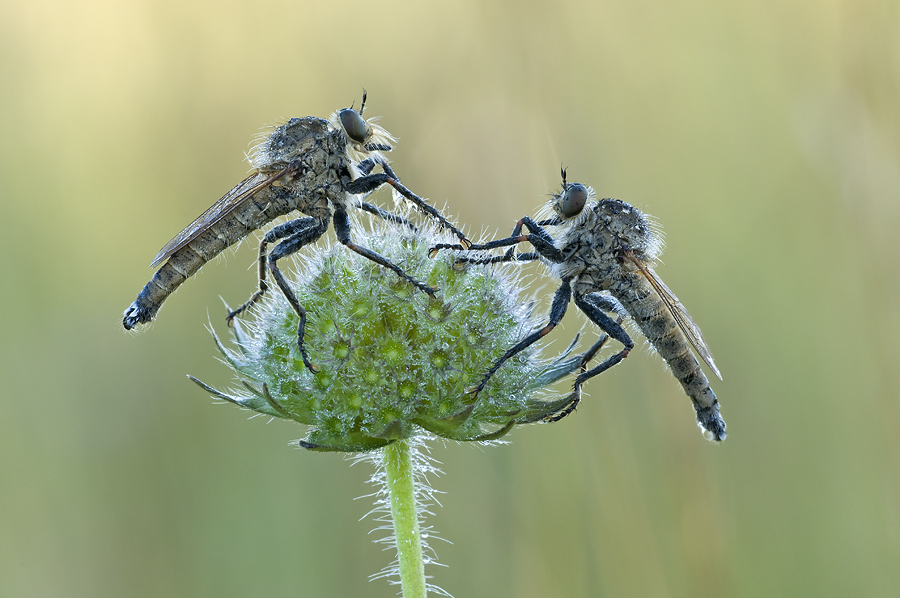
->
[191,217,600,452]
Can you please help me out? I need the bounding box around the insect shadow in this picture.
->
[124,92,470,371]
[431,169,725,440]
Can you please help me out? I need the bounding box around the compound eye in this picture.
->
[560,184,588,217]
[338,108,369,143]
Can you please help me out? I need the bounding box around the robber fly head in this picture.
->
[541,167,596,232]
[553,167,590,218]
[338,96,369,144]
[546,168,663,261]
[332,90,396,160]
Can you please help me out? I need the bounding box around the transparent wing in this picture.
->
[624,249,722,380]
[150,167,291,268]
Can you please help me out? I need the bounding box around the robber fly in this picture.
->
[124,92,470,370]
[432,169,725,441]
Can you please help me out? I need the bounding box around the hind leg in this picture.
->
[544,292,634,421]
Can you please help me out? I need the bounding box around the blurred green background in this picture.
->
[2,0,898,596]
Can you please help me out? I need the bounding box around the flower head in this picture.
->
[192,215,600,452]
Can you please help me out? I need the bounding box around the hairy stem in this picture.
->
[383,439,427,598]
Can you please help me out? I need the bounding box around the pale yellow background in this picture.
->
[1,0,898,596]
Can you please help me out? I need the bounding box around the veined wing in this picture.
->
[624,249,722,380]
[150,166,293,268]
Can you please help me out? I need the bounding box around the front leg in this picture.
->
[450,216,538,265]
[346,164,471,248]
[429,215,565,263]
[355,158,377,176]
[350,160,418,230]
[456,251,541,266]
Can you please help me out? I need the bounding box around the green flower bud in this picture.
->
[191,217,600,452]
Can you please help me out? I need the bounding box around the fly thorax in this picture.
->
[251,117,332,170]
[552,224,613,282]
[595,198,662,259]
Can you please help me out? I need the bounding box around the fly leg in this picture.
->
[469,278,573,398]
[226,217,317,325]
[231,216,329,372]
[515,333,609,423]
[268,217,331,372]
[433,219,528,264]
[354,200,419,231]
[457,251,540,266]
[429,219,527,256]
[346,163,471,248]
[380,161,471,247]
[429,216,564,263]
[351,158,420,231]
[574,292,633,353]
[332,206,438,297]
[457,220,547,265]
[356,158,377,176]
[544,292,634,421]
[429,235,521,257]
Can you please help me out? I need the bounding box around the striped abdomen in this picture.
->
[615,276,726,440]
[123,189,295,329]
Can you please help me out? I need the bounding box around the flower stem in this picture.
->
[382,439,427,598]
